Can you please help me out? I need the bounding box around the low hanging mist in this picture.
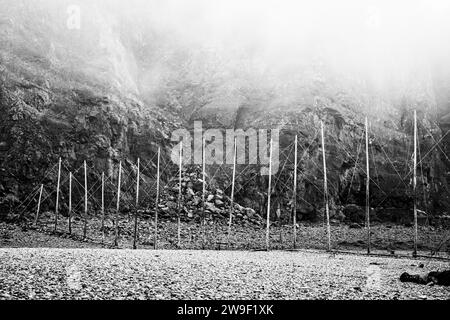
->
[2,0,450,122]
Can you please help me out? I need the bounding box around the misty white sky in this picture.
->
[95,0,450,90]
[108,1,450,56]
[7,0,449,111]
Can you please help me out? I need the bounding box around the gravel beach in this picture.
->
[0,248,449,300]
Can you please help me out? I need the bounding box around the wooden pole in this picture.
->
[188,227,192,246]
[293,135,298,249]
[101,172,105,242]
[133,158,140,249]
[321,121,331,251]
[114,161,122,247]
[83,160,88,239]
[177,142,182,248]
[154,147,161,250]
[365,117,371,254]
[265,137,273,251]
[34,184,44,226]
[68,172,72,235]
[202,137,206,249]
[413,110,418,256]
[54,158,61,232]
[227,137,237,247]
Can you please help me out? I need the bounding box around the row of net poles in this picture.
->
[177,142,183,248]
[101,172,105,242]
[321,122,331,251]
[201,137,206,249]
[66,167,105,239]
[413,110,418,257]
[293,135,298,249]
[365,117,371,254]
[133,158,140,249]
[114,161,122,247]
[153,147,161,249]
[265,137,274,251]
[53,158,62,233]
[34,184,44,226]
[83,161,88,239]
[227,137,237,248]
[68,172,72,234]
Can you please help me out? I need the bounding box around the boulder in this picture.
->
[166,201,177,209]
[377,207,412,224]
[234,203,245,212]
[246,208,256,218]
[330,219,341,225]
[400,270,450,286]
[242,197,253,208]
[185,189,194,200]
[215,199,224,207]
[192,180,203,192]
[349,222,363,229]
[343,204,365,223]
[205,202,220,214]
[297,203,316,222]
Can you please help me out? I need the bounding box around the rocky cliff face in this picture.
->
[189,61,449,221]
[0,0,179,214]
[0,0,448,221]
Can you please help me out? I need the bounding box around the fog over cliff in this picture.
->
[2,0,450,120]
[0,0,449,217]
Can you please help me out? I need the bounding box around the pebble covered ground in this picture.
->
[0,248,449,300]
[3,214,449,254]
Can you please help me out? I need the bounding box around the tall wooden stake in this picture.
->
[68,172,72,235]
[177,142,182,248]
[54,158,61,232]
[154,147,161,250]
[202,137,206,249]
[365,117,371,254]
[293,135,298,249]
[34,184,44,226]
[115,161,122,247]
[83,160,88,239]
[413,110,418,256]
[133,158,140,249]
[266,137,273,251]
[101,172,105,242]
[321,121,331,251]
[227,137,237,247]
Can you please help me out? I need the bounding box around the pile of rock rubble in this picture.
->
[149,166,264,226]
